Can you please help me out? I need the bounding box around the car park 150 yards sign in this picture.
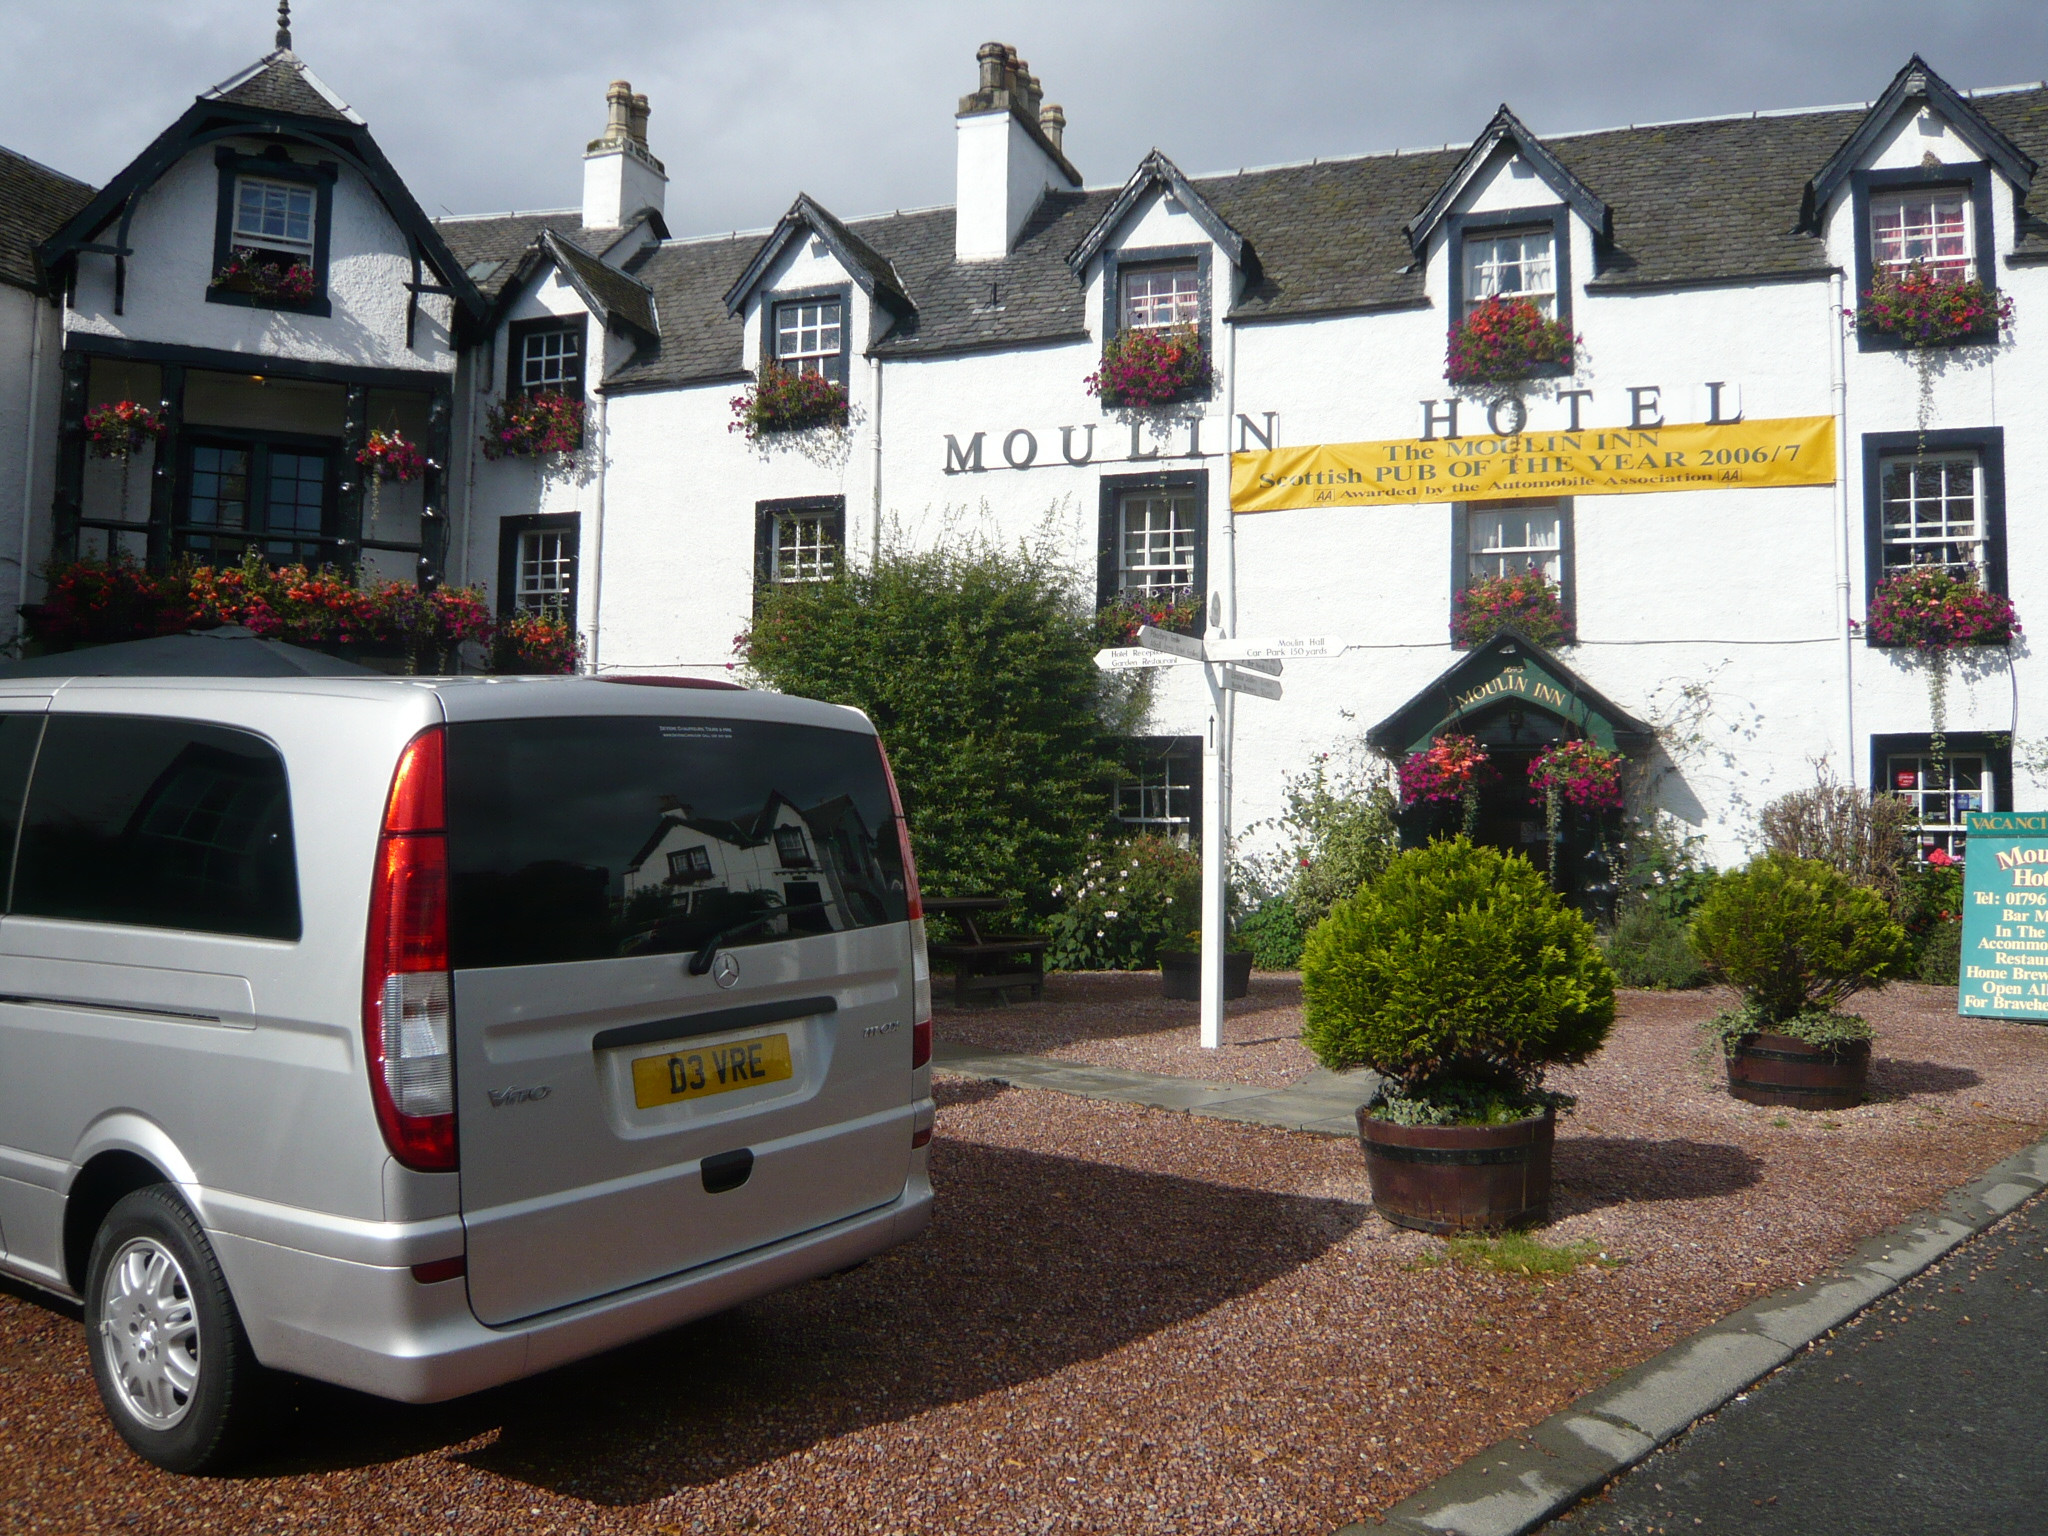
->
[1228,415,1836,512]
[1960,812,2048,1019]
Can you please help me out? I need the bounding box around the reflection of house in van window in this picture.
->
[621,791,891,936]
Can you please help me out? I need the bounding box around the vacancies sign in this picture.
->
[1229,415,1836,513]
[1960,813,2048,1019]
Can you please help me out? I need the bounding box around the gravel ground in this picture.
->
[3,981,2045,1535]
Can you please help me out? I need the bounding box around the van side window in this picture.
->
[12,716,300,940]
[0,713,46,893]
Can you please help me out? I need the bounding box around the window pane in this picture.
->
[1464,231,1556,313]
[1888,752,1991,859]
[1871,192,1972,278]
[775,299,843,377]
[520,327,580,391]
[233,177,316,254]
[1118,490,1198,592]
[1467,503,1562,581]
[772,512,838,583]
[264,450,327,562]
[1879,452,1982,575]
[1114,743,1198,842]
[1120,266,1200,330]
[445,717,908,968]
[517,530,576,614]
[13,717,300,939]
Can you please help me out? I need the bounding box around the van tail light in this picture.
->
[874,738,921,922]
[364,727,457,1172]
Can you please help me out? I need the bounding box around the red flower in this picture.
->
[1529,739,1624,812]
[1446,297,1578,387]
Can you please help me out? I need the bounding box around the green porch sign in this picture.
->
[1960,812,2048,1019]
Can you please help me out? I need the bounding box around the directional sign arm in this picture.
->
[1219,665,1282,701]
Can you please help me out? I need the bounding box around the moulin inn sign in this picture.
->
[1961,813,2048,1019]
[936,382,1836,510]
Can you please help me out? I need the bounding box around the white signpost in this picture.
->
[1095,625,1352,1049]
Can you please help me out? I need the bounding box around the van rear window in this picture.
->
[445,716,909,969]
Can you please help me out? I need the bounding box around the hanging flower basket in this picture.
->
[493,609,583,674]
[1096,585,1205,645]
[356,428,426,482]
[83,400,165,460]
[1865,567,2018,650]
[1445,296,1579,388]
[729,362,850,442]
[1529,739,1625,812]
[1085,324,1213,408]
[209,247,318,305]
[1398,733,1493,806]
[1451,571,1572,647]
[482,391,584,459]
[1854,262,2013,348]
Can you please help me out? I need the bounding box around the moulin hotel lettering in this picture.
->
[1960,814,2048,1018]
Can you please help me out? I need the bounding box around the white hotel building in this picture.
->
[2,23,2045,883]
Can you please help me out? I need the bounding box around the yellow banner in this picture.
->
[1230,415,1836,513]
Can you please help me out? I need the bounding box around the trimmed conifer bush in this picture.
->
[1689,853,1909,1028]
[1301,838,1616,1120]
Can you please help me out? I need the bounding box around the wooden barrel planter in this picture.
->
[1726,1033,1869,1111]
[1356,1107,1556,1234]
[1158,949,1252,1001]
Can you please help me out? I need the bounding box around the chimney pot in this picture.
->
[605,80,634,143]
[629,92,650,148]
[977,41,1006,94]
[1040,102,1065,152]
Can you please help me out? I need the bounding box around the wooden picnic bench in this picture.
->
[923,895,1047,1006]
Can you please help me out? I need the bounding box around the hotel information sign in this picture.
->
[1960,812,2048,1018]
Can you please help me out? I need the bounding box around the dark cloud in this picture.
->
[4,0,2045,232]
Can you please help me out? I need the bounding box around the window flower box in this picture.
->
[729,361,850,442]
[1445,296,1578,388]
[1451,571,1571,647]
[1865,566,2018,650]
[209,246,318,306]
[482,391,584,459]
[1855,262,2013,348]
[82,400,165,460]
[355,428,426,483]
[492,609,583,675]
[1096,585,1205,646]
[1085,324,1213,408]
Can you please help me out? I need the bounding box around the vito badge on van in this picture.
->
[487,1085,553,1107]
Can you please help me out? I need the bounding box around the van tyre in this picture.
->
[84,1185,269,1474]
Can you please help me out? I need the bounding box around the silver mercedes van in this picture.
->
[0,671,934,1472]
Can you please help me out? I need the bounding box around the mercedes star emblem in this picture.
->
[711,951,741,988]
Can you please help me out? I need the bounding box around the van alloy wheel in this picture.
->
[99,1236,202,1430]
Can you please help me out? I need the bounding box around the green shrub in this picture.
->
[1756,773,1915,908]
[1700,999,1875,1057]
[1917,917,1963,985]
[1898,859,1965,983]
[1602,905,1711,989]
[1616,815,1719,920]
[1689,853,1910,1024]
[1043,835,1201,971]
[742,523,1141,917]
[1300,838,1617,1117]
[1238,898,1307,969]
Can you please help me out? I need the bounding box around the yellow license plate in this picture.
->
[632,1032,793,1109]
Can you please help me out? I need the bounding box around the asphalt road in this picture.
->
[1551,1194,2048,1535]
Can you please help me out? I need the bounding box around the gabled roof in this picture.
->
[434,209,586,301]
[0,144,93,292]
[1066,149,1250,276]
[202,49,361,125]
[1366,628,1654,758]
[38,49,483,322]
[1405,104,1612,255]
[722,193,912,318]
[542,227,658,336]
[1807,54,2038,219]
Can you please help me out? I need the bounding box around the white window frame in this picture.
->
[1116,489,1199,594]
[1870,188,1974,280]
[1887,753,1991,859]
[518,327,581,395]
[515,529,576,616]
[770,511,838,584]
[1466,501,1563,583]
[1878,451,1986,577]
[1119,265,1200,332]
[667,846,713,884]
[1462,228,1556,315]
[232,176,316,260]
[774,826,812,867]
[1114,748,1198,843]
[774,298,843,378]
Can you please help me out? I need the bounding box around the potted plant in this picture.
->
[1444,296,1579,388]
[1159,927,1253,1001]
[209,246,318,305]
[493,608,583,674]
[83,400,165,460]
[1855,261,2013,349]
[1095,585,1205,646]
[1397,731,1492,838]
[1085,324,1212,408]
[1690,852,1911,1110]
[1302,837,1616,1233]
[1451,572,1570,647]
[729,361,850,442]
[482,391,584,459]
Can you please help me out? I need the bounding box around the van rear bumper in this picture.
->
[209,1167,932,1403]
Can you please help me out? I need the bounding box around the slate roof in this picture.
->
[435,78,2048,391]
[0,144,93,292]
[547,230,658,335]
[433,210,587,300]
[204,51,359,125]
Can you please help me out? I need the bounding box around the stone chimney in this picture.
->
[583,78,667,229]
[954,42,1079,262]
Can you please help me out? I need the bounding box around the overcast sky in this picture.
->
[4,1,2047,234]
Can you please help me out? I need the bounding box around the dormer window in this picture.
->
[1120,264,1199,331]
[233,176,316,269]
[1871,187,1972,279]
[1462,228,1556,316]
